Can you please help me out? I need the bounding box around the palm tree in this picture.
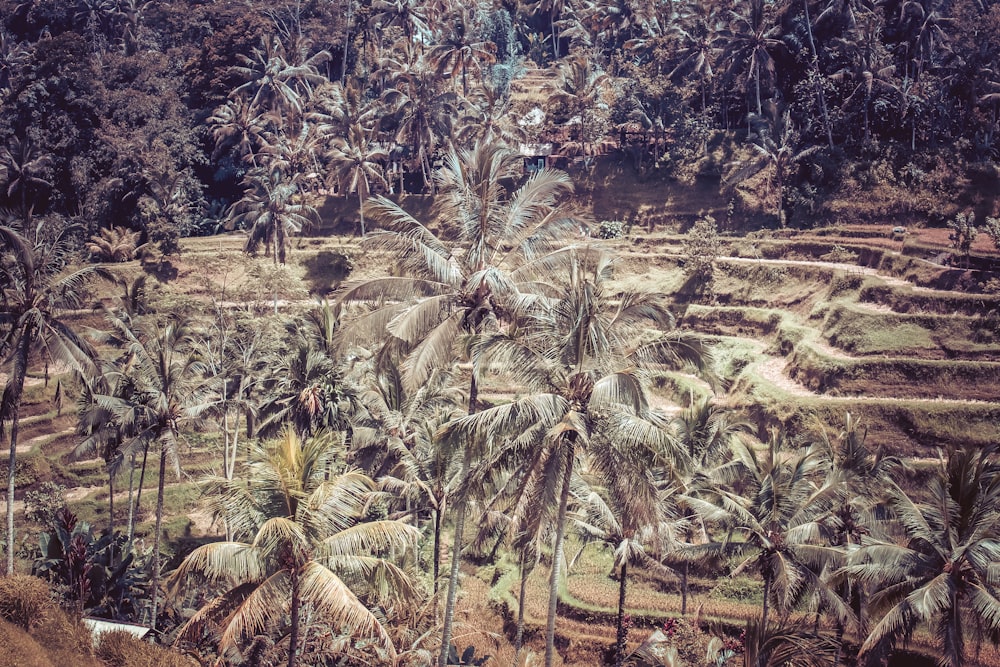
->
[327,122,389,237]
[722,0,784,117]
[671,397,754,614]
[0,224,105,574]
[338,138,584,667]
[697,432,846,630]
[372,0,430,44]
[427,7,497,96]
[441,248,714,667]
[545,56,612,146]
[169,430,420,667]
[842,446,1000,667]
[669,0,727,118]
[228,168,318,265]
[570,463,680,667]
[723,102,823,227]
[0,137,53,222]
[814,413,903,662]
[91,311,208,628]
[831,13,900,144]
[207,96,269,167]
[454,81,528,149]
[230,36,331,115]
[381,61,459,192]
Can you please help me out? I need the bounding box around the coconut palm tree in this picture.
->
[327,122,389,237]
[842,446,1000,667]
[830,12,900,144]
[91,311,208,628]
[722,0,785,117]
[228,168,318,265]
[696,432,847,630]
[723,102,823,227]
[0,224,105,574]
[338,138,584,667]
[440,247,714,667]
[208,96,269,167]
[427,7,497,96]
[570,463,681,667]
[0,137,53,222]
[381,61,459,192]
[169,430,420,667]
[230,36,331,116]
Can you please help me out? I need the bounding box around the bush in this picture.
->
[0,575,50,630]
[96,630,195,667]
[709,576,763,604]
[598,220,625,239]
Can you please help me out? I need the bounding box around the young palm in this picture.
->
[169,430,420,667]
[441,247,714,667]
[0,224,106,574]
[842,446,1000,667]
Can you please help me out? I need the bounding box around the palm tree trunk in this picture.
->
[5,332,30,575]
[151,447,167,631]
[358,186,367,237]
[682,560,689,615]
[126,454,136,554]
[433,506,441,620]
[438,375,479,667]
[515,550,529,656]
[615,561,628,667]
[802,0,834,149]
[761,570,771,629]
[131,443,149,548]
[544,436,576,667]
[5,400,20,576]
[288,566,302,667]
[108,471,115,559]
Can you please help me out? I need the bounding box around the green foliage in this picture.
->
[33,508,144,622]
[709,577,763,604]
[947,211,978,265]
[682,214,722,280]
[23,481,66,527]
[598,219,625,239]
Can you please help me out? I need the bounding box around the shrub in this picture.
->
[24,482,66,527]
[709,576,763,604]
[598,219,625,239]
[0,575,50,630]
[96,630,195,667]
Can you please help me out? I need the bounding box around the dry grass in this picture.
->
[96,629,197,667]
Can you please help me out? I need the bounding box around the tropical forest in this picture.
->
[1,0,1000,665]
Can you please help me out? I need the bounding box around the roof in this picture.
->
[82,617,151,644]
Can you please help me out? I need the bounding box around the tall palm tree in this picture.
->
[441,248,713,667]
[327,122,389,237]
[669,0,727,118]
[228,168,318,265]
[381,61,458,192]
[0,224,105,574]
[722,0,784,116]
[338,138,584,667]
[92,311,208,628]
[570,463,680,667]
[169,430,420,667]
[208,96,269,167]
[545,56,612,145]
[814,413,903,662]
[427,7,497,96]
[842,446,1000,667]
[831,12,900,144]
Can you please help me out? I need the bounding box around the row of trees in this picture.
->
[4,139,1000,666]
[3,0,1000,249]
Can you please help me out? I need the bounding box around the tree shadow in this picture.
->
[301,250,354,296]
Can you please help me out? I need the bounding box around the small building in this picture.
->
[519,142,554,173]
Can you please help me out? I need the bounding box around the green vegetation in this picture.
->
[1,1,1000,665]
